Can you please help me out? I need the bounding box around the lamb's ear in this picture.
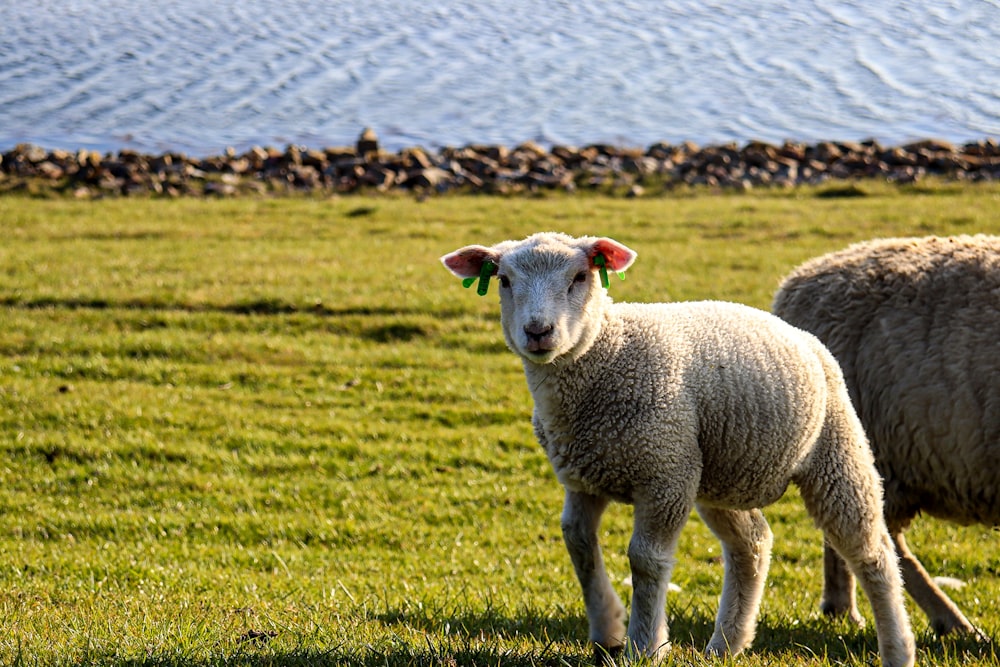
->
[440,245,499,279]
[589,237,637,273]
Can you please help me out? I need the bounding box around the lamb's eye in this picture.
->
[573,271,587,283]
[499,275,511,289]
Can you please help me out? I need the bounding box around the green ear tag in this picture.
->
[594,254,611,289]
[462,277,476,288]
[476,260,495,296]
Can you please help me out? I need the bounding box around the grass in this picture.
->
[1,181,999,666]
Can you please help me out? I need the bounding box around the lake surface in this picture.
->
[1,1,998,156]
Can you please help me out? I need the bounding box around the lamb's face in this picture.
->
[497,241,600,364]
[441,232,637,365]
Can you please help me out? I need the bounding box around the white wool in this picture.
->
[442,232,915,666]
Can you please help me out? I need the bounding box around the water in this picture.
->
[1,0,998,156]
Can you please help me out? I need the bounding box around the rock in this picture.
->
[963,138,999,157]
[778,141,806,161]
[360,165,396,190]
[515,141,547,158]
[19,144,48,163]
[37,161,64,179]
[881,147,918,167]
[401,147,433,169]
[245,146,269,168]
[357,127,379,159]
[903,139,956,154]
[406,166,452,189]
[1,131,998,196]
[204,181,236,196]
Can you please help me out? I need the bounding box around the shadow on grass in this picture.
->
[748,613,997,665]
[0,294,468,319]
[51,607,998,667]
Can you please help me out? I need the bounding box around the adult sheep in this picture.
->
[441,232,914,666]
[773,234,1000,637]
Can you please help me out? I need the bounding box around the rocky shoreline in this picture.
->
[2,129,999,197]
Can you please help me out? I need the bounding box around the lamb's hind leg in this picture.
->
[696,506,773,657]
[797,426,915,667]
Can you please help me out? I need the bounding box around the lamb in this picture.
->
[441,232,915,666]
[772,234,1000,637]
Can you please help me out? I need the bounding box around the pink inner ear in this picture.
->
[441,245,497,279]
[590,238,637,272]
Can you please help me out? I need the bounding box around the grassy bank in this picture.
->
[2,182,999,666]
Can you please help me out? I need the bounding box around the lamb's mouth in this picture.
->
[524,337,557,353]
[524,346,559,364]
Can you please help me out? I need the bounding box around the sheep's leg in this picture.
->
[825,527,979,637]
[820,539,865,626]
[893,530,978,636]
[824,528,914,667]
[797,429,915,667]
[696,506,773,656]
[625,499,687,661]
[560,490,627,660]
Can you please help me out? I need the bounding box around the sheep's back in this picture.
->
[773,235,1000,527]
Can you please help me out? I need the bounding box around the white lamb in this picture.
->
[441,232,915,666]
[773,234,1000,637]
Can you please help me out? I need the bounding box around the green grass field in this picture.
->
[1,182,999,666]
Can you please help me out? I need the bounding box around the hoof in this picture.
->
[593,642,623,666]
[820,601,866,628]
[931,616,984,640]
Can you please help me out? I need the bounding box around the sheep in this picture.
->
[772,234,1000,637]
[441,232,915,666]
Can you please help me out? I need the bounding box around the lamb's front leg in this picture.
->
[561,490,626,660]
[626,499,688,661]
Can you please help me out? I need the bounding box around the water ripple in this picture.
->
[0,0,997,155]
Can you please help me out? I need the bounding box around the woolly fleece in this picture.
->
[443,232,915,666]
[773,234,1000,636]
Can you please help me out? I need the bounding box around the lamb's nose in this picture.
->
[524,322,554,342]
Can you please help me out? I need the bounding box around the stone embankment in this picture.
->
[2,129,998,197]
